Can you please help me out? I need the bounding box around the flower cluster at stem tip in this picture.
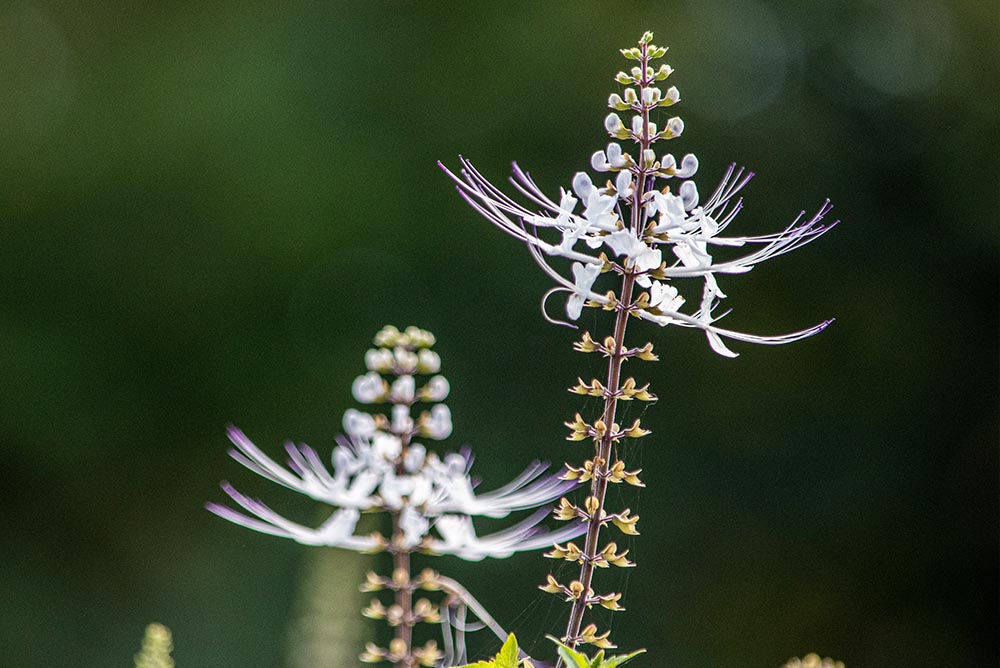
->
[441,31,837,358]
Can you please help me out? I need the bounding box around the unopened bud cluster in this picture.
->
[360,639,442,667]
[542,322,656,649]
[783,654,846,668]
[360,568,447,667]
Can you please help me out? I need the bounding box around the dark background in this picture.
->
[1,1,996,667]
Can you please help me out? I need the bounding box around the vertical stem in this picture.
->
[559,39,653,657]
[391,513,414,668]
[392,424,415,668]
[561,273,635,649]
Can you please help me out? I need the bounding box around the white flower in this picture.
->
[673,235,712,269]
[649,281,685,313]
[343,409,376,439]
[605,230,662,284]
[379,470,413,510]
[590,142,630,172]
[697,279,738,358]
[403,443,426,472]
[658,152,698,178]
[567,262,601,320]
[372,432,402,461]
[426,458,578,518]
[207,487,377,550]
[429,510,589,561]
[399,506,430,548]
[440,35,833,358]
[352,372,385,403]
[647,190,690,230]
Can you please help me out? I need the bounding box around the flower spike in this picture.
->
[441,30,836,660]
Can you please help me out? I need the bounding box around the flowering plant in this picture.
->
[209,325,584,666]
[206,29,842,668]
[441,30,838,665]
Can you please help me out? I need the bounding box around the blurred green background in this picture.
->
[1,1,996,667]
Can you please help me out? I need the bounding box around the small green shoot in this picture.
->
[455,633,524,668]
[549,636,645,668]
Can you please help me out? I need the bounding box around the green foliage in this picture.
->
[134,623,175,668]
[455,633,523,668]
[453,633,646,668]
[550,636,645,668]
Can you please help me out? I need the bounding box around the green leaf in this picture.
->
[454,634,522,668]
[548,637,591,668]
[496,634,520,668]
[545,637,646,668]
[601,648,646,668]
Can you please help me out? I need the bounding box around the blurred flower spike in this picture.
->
[441,31,837,358]
[783,654,845,668]
[207,325,584,560]
[209,326,587,666]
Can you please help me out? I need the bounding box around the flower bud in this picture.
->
[373,325,400,347]
[365,348,393,372]
[604,113,627,139]
[420,375,450,402]
[659,86,680,107]
[665,116,684,138]
[416,349,440,373]
[607,92,629,110]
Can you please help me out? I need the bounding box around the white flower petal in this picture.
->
[615,170,633,198]
[676,153,699,178]
[572,172,595,200]
[680,180,699,210]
